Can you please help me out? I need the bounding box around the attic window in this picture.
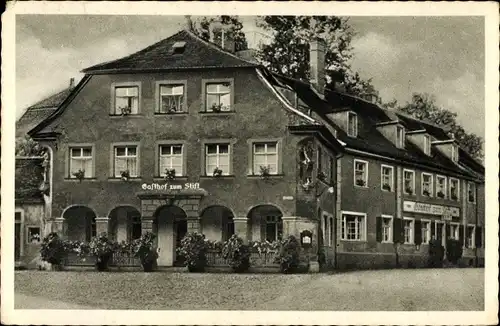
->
[347,111,358,138]
[396,125,405,149]
[172,41,186,54]
[451,144,459,162]
[423,134,431,156]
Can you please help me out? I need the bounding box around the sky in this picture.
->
[15,15,485,137]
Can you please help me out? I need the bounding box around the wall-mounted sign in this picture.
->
[282,196,294,201]
[403,201,460,218]
[300,230,313,249]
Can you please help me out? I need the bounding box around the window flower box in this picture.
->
[210,103,229,113]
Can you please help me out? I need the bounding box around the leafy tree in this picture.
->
[188,15,248,52]
[397,93,483,160]
[15,135,45,157]
[255,16,378,97]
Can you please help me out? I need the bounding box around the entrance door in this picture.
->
[15,223,21,261]
[174,220,187,266]
[156,217,174,266]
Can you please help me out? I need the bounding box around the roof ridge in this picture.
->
[26,87,73,110]
[395,110,449,132]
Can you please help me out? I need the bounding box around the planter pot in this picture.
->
[49,263,64,271]
[95,255,111,271]
[187,264,205,273]
[142,261,155,272]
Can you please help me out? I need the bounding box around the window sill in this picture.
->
[340,239,367,242]
[199,111,235,116]
[109,114,143,118]
[64,178,97,182]
[403,193,416,196]
[154,112,188,116]
[381,241,393,244]
[354,185,368,189]
[153,176,188,182]
[247,174,284,179]
[108,177,142,182]
[199,175,235,179]
[381,189,394,193]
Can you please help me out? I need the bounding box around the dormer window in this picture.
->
[423,134,431,155]
[396,125,405,148]
[451,144,459,162]
[172,41,186,54]
[347,112,358,137]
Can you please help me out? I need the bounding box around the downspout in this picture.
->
[333,151,344,270]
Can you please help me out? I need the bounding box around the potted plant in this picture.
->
[423,189,431,197]
[405,186,413,195]
[382,183,391,191]
[274,235,300,274]
[165,168,176,181]
[39,232,67,270]
[221,234,251,273]
[450,192,458,200]
[355,178,366,187]
[82,233,116,271]
[210,103,223,112]
[168,106,178,114]
[317,171,326,182]
[213,167,223,177]
[120,170,130,181]
[120,106,132,116]
[259,165,271,180]
[132,232,158,272]
[72,169,85,182]
[437,191,445,198]
[176,232,208,272]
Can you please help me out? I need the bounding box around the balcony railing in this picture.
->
[64,252,141,267]
[206,249,279,267]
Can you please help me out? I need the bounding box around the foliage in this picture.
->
[274,235,300,273]
[213,167,223,177]
[259,165,271,178]
[317,171,326,182]
[221,235,251,272]
[397,93,483,160]
[15,135,45,156]
[382,183,391,191]
[120,106,132,115]
[40,233,67,266]
[131,232,158,265]
[176,232,208,272]
[72,169,85,182]
[248,240,281,255]
[428,238,444,268]
[445,238,463,265]
[164,168,176,181]
[189,15,248,52]
[405,186,413,195]
[205,239,224,253]
[120,170,130,181]
[437,191,445,198]
[77,233,117,270]
[256,16,379,97]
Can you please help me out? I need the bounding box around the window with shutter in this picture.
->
[376,216,382,242]
[414,220,422,245]
[459,225,465,247]
[475,226,482,248]
[431,222,436,241]
[393,218,402,243]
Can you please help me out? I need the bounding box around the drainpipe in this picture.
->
[333,152,344,270]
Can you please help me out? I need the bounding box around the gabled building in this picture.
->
[26,26,484,270]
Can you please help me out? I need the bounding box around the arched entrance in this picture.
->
[153,205,187,266]
[247,205,283,242]
[200,205,235,241]
[62,206,97,241]
[108,206,141,243]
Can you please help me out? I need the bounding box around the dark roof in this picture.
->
[15,158,45,204]
[16,87,74,138]
[82,30,259,74]
[395,112,450,140]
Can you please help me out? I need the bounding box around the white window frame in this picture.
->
[328,216,334,246]
[449,177,460,201]
[423,134,431,155]
[205,143,230,176]
[252,142,278,175]
[340,211,366,241]
[421,219,431,245]
[158,83,186,113]
[436,175,447,199]
[451,144,458,162]
[353,159,368,188]
[15,208,25,258]
[449,222,460,241]
[159,144,184,176]
[381,214,393,243]
[205,82,232,112]
[396,125,405,148]
[347,111,358,137]
[467,182,476,203]
[421,172,433,197]
[113,85,140,115]
[403,217,415,244]
[466,224,476,248]
[403,169,416,195]
[380,164,394,192]
[434,220,444,240]
[114,145,139,178]
[69,146,94,178]
[264,215,283,242]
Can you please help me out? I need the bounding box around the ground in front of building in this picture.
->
[15,269,483,311]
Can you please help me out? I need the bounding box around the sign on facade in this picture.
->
[403,201,460,218]
[300,230,313,249]
[282,196,294,200]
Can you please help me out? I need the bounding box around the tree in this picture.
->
[255,16,378,97]
[16,135,45,157]
[397,93,483,160]
[189,16,248,52]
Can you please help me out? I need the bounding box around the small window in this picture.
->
[467,182,476,203]
[466,226,475,248]
[421,173,433,197]
[403,169,415,195]
[252,142,278,175]
[436,175,447,199]
[114,86,139,115]
[205,144,230,176]
[265,215,283,242]
[403,218,414,244]
[158,84,185,113]
[341,213,365,241]
[449,178,460,201]
[451,144,459,162]
[347,112,358,137]
[381,165,394,192]
[396,125,405,148]
[70,147,93,178]
[423,134,431,155]
[354,159,368,187]
[382,216,393,243]
[114,146,138,178]
[206,82,231,112]
[450,223,459,240]
[27,227,41,243]
[159,145,183,176]
[421,221,431,244]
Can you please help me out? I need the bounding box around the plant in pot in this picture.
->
[132,232,158,272]
[165,168,176,181]
[405,186,413,195]
[176,232,208,272]
[72,169,85,183]
[221,234,251,273]
[450,191,458,200]
[437,191,445,198]
[84,233,117,271]
[120,106,132,116]
[213,167,223,177]
[39,232,68,270]
[259,165,271,180]
[120,169,130,181]
[382,183,391,191]
[274,235,300,274]
[210,103,224,112]
[423,189,431,197]
[355,178,366,187]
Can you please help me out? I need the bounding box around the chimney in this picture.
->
[209,20,235,53]
[309,38,326,93]
[69,77,75,88]
[329,70,345,93]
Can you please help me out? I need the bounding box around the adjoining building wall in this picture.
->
[15,204,45,267]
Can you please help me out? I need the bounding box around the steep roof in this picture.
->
[16,87,74,138]
[82,29,259,74]
[15,158,45,204]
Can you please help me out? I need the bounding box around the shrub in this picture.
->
[130,232,158,272]
[221,235,251,272]
[446,238,463,265]
[40,232,67,267]
[428,239,444,268]
[176,232,208,272]
[275,235,300,274]
[79,233,117,271]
